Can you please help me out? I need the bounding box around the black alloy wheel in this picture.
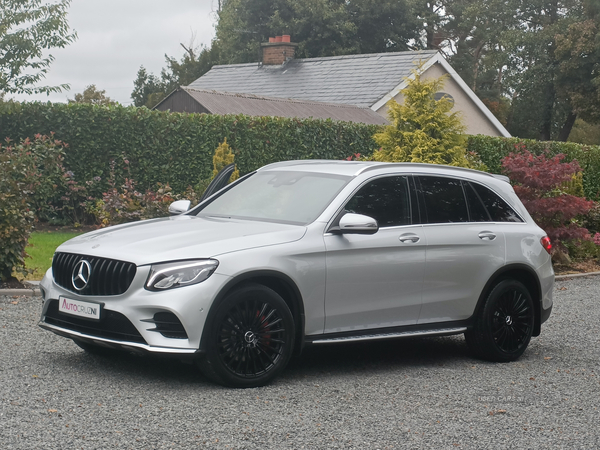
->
[199,283,295,388]
[465,279,534,362]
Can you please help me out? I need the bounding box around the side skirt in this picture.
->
[305,321,470,345]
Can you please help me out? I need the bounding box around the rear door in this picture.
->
[416,176,506,324]
[324,175,426,333]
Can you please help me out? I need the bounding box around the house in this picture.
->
[158,35,509,137]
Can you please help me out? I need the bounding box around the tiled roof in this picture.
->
[186,50,439,108]
[177,88,388,125]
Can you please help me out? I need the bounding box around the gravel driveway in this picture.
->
[1,277,599,449]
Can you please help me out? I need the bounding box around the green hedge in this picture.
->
[0,102,380,196]
[3,102,600,203]
[467,135,600,201]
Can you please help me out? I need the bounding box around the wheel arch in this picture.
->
[473,264,543,337]
[199,270,306,354]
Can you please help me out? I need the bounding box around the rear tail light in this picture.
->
[540,236,552,254]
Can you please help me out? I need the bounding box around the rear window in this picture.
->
[470,182,523,223]
[418,176,469,223]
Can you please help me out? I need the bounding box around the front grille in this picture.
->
[52,252,136,296]
[44,299,146,344]
[142,312,188,339]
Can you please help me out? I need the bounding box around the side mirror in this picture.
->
[168,200,191,216]
[338,213,379,234]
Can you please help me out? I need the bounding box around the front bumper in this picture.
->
[39,266,231,354]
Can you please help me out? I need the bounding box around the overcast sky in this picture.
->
[10,0,218,105]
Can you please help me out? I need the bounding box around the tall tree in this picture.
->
[554,0,600,130]
[131,43,219,108]
[215,0,419,63]
[438,0,586,141]
[0,0,76,95]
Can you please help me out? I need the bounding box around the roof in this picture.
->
[186,50,439,108]
[155,88,388,125]
[260,159,497,179]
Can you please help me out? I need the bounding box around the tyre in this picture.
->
[199,283,295,388]
[465,279,534,362]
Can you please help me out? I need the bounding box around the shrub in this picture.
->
[88,159,201,227]
[372,67,476,168]
[468,135,600,200]
[501,150,595,251]
[212,138,240,181]
[0,138,39,281]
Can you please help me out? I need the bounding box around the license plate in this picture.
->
[58,297,101,320]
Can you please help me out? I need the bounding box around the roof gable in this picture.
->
[186,50,439,108]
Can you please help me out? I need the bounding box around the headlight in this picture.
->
[145,259,219,291]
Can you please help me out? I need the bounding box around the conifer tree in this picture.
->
[212,138,239,182]
[372,67,472,168]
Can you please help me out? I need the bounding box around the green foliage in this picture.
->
[555,7,600,124]
[564,239,600,261]
[467,135,600,200]
[569,119,600,145]
[0,101,378,220]
[131,43,218,108]
[0,137,38,281]
[215,0,417,64]
[25,230,82,280]
[582,203,600,235]
[212,138,240,181]
[69,85,116,106]
[372,69,472,168]
[0,0,76,95]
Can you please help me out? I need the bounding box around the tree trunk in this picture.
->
[557,111,577,142]
[539,83,556,141]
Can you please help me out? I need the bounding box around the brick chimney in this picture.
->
[261,35,298,65]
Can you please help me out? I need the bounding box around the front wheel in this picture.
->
[465,279,534,362]
[199,284,295,388]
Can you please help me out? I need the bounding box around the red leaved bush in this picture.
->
[501,150,595,250]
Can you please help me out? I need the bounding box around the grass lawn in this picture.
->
[24,231,83,280]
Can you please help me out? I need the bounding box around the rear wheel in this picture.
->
[199,283,295,388]
[465,279,534,362]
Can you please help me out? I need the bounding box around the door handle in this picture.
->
[399,234,420,243]
[478,231,497,241]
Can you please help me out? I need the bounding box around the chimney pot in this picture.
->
[282,35,291,43]
[275,36,283,42]
[269,37,275,43]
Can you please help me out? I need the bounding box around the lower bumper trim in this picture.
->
[39,322,200,355]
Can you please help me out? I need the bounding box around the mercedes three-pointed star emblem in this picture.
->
[72,260,92,291]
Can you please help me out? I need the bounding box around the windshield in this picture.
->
[197,170,351,225]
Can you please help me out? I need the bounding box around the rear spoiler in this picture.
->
[491,174,510,183]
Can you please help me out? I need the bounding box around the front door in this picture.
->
[324,175,426,333]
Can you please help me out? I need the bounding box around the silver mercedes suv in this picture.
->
[39,160,554,387]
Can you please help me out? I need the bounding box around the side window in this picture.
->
[418,176,469,223]
[465,183,491,222]
[345,176,411,227]
[470,182,524,223]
